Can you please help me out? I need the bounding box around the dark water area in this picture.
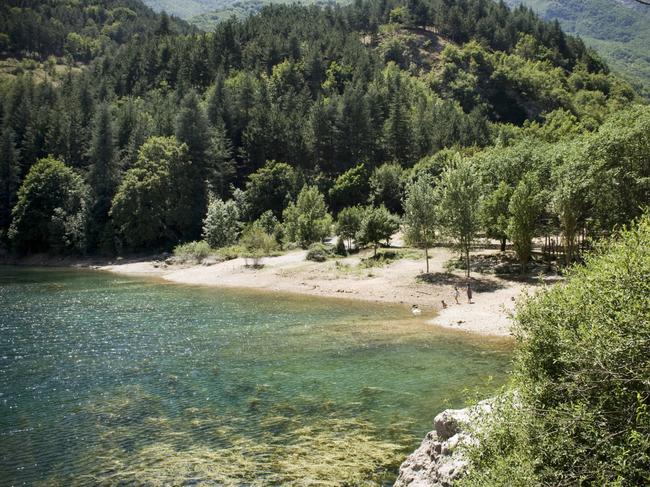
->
[0,267,512,485]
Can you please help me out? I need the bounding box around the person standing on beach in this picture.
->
[454,285,460,304]
[467,282,473,303]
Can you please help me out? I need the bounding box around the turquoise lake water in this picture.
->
[0,267,512,485]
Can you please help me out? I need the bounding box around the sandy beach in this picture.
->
[100,246,543,337]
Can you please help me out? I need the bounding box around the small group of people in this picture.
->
[413,282,474,314]
[441,282,473,309]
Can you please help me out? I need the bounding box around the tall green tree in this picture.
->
[110,136,191,250]
[174,90,213,238]
[0,127,19,240]
[508,174,544,271]
[245,161,300,220]
[336,205,363,251]
[283,185,332,248]
[369,163,404,214]
[480,181,513,252]
[404,175,437,273]
[357,205,400,257]
[436,156,481,278]
[87,103,117,251]
[328,163,369,213]
[9,157,88,254]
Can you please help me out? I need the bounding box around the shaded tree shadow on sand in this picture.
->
[416,272,506,292]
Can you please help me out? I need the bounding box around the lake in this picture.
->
[0,267,512,485]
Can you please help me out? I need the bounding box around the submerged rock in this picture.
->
[394,400,491,487]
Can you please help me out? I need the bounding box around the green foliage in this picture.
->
[246,161,300,221]
[508,175,545,269]
[0,127,19,241]
[328,164,369,214]
[463,215,650,486]
[436,155,481,277]
[504,0,650,98]
[0,0,191,61]
[173,240,212,263]
[480,181,513,250]
[110,136,191,250]
[9,156,88,254]
[87,103,118,251]
[306,242,333,262]
[336,206,363,251]
[0,0,646,259]
[356,205,400,257]
[369,163,404,214]
[239,222,277,266]
[579,105,650,233]
[403,175,437,272]
[203,197,240,248]
[283,185,332,248]
[174,90,218,238]
[255,209,282,242]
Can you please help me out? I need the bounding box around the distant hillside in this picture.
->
[0,0,192,61]
[141,0,260,18]
[187,0,342,30]
[142,0,345,29]
[505,0,650,98]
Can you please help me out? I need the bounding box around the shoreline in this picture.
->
[99,247,536,337]
[2,246,544,337]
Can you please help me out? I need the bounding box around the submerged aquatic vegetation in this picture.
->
[65,386,411,486]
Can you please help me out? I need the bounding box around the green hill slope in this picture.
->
[505,0,650,97]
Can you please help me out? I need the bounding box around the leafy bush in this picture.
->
[215,245,242,261]
[356,205,400,257]
[461,215,650,486]
[240,223,278,267]
[283,185,332,248]
[203,197,240,248]
[173,240,212,263]
[256,210,283,243]
[306,242,333,262]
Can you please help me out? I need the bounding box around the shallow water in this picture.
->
[0,267,512,485]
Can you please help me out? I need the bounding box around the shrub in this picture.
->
[256,210,283,242]
[306,242,333,262]
[461,215,650,486]
[173,240,212,263]
[202,197,240,248]
[240,223,277,267]
[356,205,400,257]
[283,185,332,248]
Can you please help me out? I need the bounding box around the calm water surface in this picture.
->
[0,267,512,485]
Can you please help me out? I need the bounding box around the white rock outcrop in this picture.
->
[394,401,492,487]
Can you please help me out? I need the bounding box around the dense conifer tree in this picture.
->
[87,104,118,251]
[0,127,19,240]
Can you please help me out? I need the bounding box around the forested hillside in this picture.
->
[505,0,650,98]
[141,0,342,21]
[0,0,647,258]
[0,0,191,62]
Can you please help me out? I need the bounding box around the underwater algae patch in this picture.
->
[39,384,410,486]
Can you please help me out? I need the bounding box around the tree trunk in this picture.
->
[500,237,506,252]
[465,247,470,278]
[425,247,429,274]
[374,244,377,258]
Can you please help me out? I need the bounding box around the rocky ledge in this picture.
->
[394,401,492,487]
